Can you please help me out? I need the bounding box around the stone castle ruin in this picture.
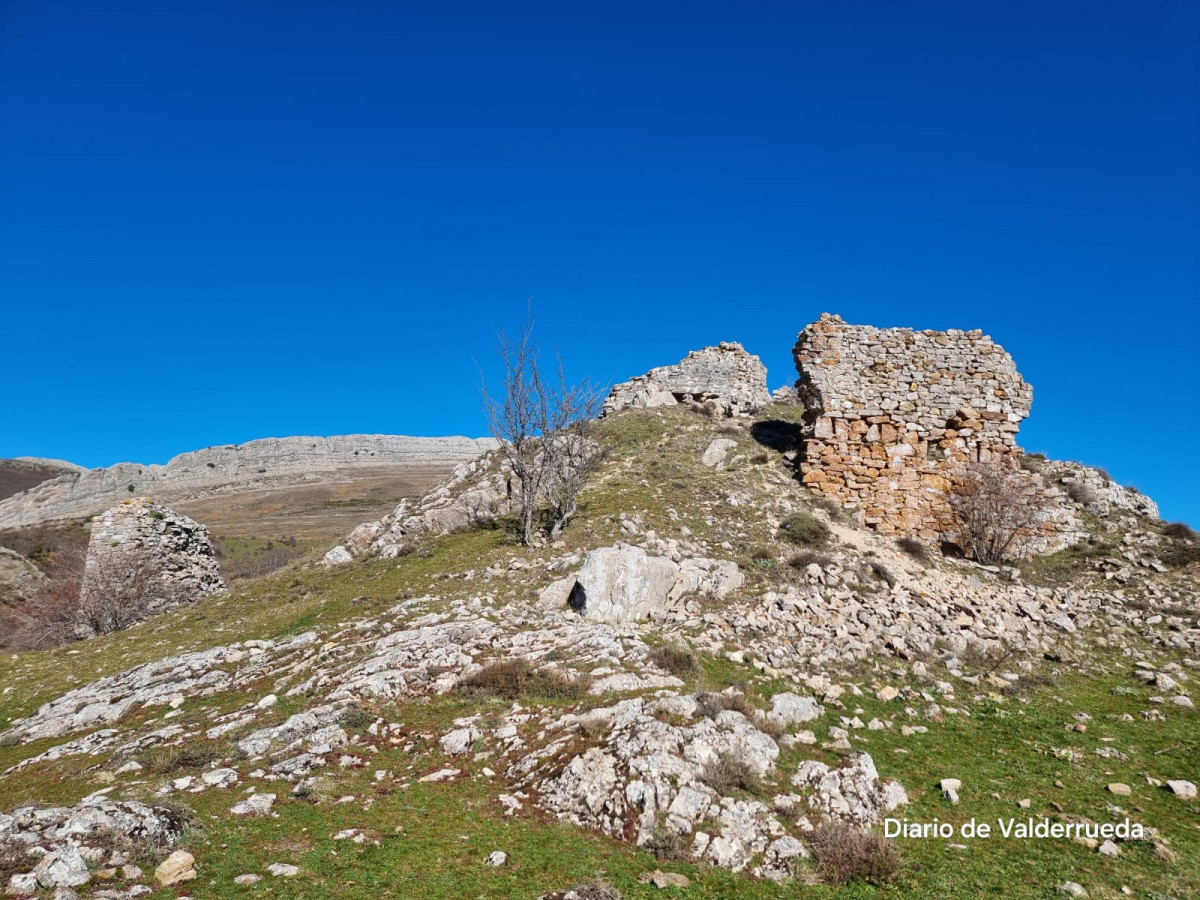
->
[603,342,770,418]
[792,313,1036,542]
[79,499,225,636]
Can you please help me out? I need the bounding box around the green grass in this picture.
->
[0,406,1196,899]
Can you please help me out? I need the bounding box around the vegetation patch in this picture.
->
[778,511,830,548]
[459,658,592,701]
[807,822,903,885]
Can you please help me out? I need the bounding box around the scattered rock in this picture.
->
[230,793,276,816]
[1166,780,1196,800]
[638,870,692,888]
[484,851,508,867]
[33,847,90,888]
[154,851,197,887]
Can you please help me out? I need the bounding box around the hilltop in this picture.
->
[0,319,1195,900]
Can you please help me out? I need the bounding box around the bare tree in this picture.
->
[947,462,1050,564]
[482,318,607,545]
[76,544,166,637]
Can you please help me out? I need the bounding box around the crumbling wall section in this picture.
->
[793,313,1035,541]
[603,343,770,418]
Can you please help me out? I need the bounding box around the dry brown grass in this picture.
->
[646,645,699,679]
[806,822,902,885]
[459,658,592,701]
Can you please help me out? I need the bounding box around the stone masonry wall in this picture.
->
[793,314,1034,541]
[81,499,225,629]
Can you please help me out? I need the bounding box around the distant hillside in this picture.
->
[0,458,86,504]
[0,434,497,530]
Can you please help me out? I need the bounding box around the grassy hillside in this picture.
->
[0,406,1195,900]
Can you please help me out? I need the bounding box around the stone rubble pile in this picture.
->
[603,343,771,418]
[1035,459,1160,520]
[504,696,905,877]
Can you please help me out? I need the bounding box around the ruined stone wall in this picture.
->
[603,343,770,418]
[793,314,1034,540]
[80,499,225,630]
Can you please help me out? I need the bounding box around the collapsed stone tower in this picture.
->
[603,342,770,418]
[793,313,1033,540]
[80,499,225,633]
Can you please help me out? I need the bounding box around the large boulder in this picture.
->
[602,343,770,418]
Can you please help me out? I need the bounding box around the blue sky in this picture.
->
[1,1,1197,522]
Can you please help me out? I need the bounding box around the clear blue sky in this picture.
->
[2,1,1197,523]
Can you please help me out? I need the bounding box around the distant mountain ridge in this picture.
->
[0,434,497,529]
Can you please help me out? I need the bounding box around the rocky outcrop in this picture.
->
[602,343,770,418]
[1035,459,1159,520]
[325,452,513,565]
[1,799,184,893]
[77,500,225,635]
[540,544,744,623]
[0,435,496,529]
[0,546,46,604]
[511,697,905,876]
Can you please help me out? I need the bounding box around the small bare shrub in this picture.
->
[896,537,929,562]
[642,826,689,861]
[563,880,622,900]
[647,645,699,679]
[459,658,591,700]
[1064,482,1096,506]
[779,512,830,548]
[0,838,32,884]
[868,561,896,587]
[701,751,766,796]
[76,545,165,636]
[788,550,833,570]
[694,691,781,739]
[1163,521,1197,542]
[142,743,221,775]
[750,450,770,464]
[947,462,1052,564]
[806,822,902,885]
[340,707,375,730]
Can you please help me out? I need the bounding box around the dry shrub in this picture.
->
[779,512,830,548]
[1064,482,1096,506]
[694,691,781,739]
[807,822,902,885]
[750,450,771,465]
[646,645,699,679]
[788,550,833,570]
[948,462,1052,564]
[896,537,929,562]
[0,838,32,883]
[569,880,622,900]
[76,545,166,636]
[340,707,375,730]
[141,743,221,774]
[868,560,896,587]
[1163,521,1198,542]
[641,827,689,861]
[459,658,592,700]
[701,751,766,796]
